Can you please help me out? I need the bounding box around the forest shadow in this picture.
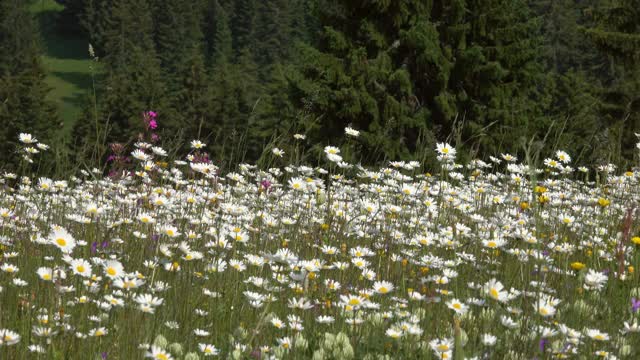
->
[35,9,90,60]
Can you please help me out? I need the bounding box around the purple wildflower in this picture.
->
[538,338,547,352]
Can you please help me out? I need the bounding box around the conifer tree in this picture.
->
[152,0,209,134]
[584,0,640,164]
[286,1,433,162]
[256,0,292,67]
[206,0,233,65]
[231,0,257,58]
[0,0,58,165]
[73,0,169,148]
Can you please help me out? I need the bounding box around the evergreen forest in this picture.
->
[2,0,640,171]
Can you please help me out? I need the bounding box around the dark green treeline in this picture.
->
[2,0,640,170]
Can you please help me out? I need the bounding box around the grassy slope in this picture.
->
[30,0,95,136]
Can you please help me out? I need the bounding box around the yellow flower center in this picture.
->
[489,288,499,299]
[348,298,361,306]
[56,238,67,247]
[77,265,85,273]
[106,267,117,276]
[453,303,461,309]
[379,287,388,294]
[487,241,497,248]
[539,307,549,316]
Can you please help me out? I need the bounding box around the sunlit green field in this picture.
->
[1,128,640,359]
[30,0,95,135]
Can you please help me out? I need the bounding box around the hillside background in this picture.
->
[1,0,640,172]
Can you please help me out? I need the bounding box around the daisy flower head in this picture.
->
[483,278,509,303]
[324,146,340,156]
[1,263,18,274]
[584,269,608,291]
[340,294,367,309]
[272,148,285,157]
[446,298,469,315]
[146,345,173,360]
[481,333,497,346]
[36,267,54,281]
[326,152,343,163]
[316,315,335,324]
[556,150,571,163]
[19,133,37,144]
[534,296,559,317]
[544,158,559,168]
[483,238,507,249]
[559,213,574,225]
[429,338,454,353]
[436,143,456,161]
[191,140,206,149]
[277,336,292,349]
[386,327,403,339]
[345,127,360,137]
[103,260,124,279]
[373,281,394,295]
[194,329,210,337]
[138,213,155,224]
[199,343,220,356]
[162,225,180,238]
[49,227,76,253]
[288,177,306,191]
[585,328,609,341]
[131,149,151,161]
[0,328,21,346]
[89,327,108,337]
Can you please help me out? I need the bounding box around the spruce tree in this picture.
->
[285,1,433,162]
[0,0,58,166]
[206,0,233,65]
[73,0,169,151]
[583,0,640,164]
[255,0,292,67]
[231,0,257,58]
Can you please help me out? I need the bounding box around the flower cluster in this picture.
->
[1,132,640,359]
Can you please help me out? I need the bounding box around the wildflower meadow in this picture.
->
[2,124,640,360]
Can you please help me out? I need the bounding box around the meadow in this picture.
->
[1,127,640,359]
[30,0,95,135]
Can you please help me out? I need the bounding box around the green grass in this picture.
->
[30,0,96,135]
